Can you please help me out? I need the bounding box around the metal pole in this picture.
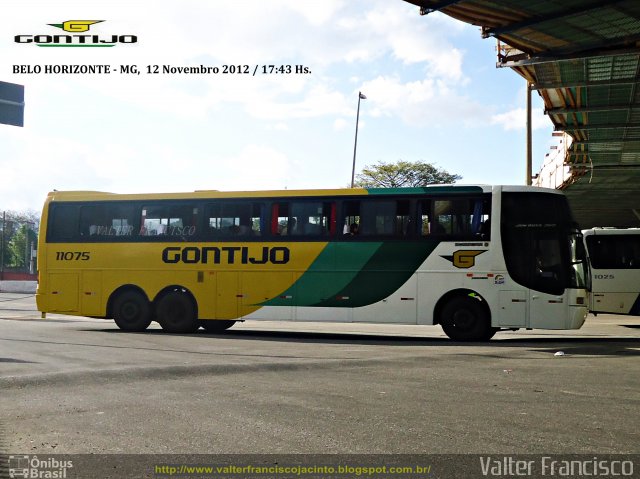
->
[351,92,365,188]
[526,82,533,185]
[30,241,35,274]
[24,225,29,271]
[0,212,5,278]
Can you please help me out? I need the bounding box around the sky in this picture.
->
[0,0,555,213]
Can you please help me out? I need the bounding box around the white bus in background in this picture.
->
[583,228,640,316]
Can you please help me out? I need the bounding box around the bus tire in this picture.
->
[440,295,492,341]
[112,290,152,332]
[200,320,236,333]
[156,290,199,334]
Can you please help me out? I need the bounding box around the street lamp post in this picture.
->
[350,91,366,188]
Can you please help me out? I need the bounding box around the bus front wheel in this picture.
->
[156,290,199,334]
[112,290,152,332]
[440,295,495,341]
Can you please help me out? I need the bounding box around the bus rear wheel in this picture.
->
[112,290,152,332]
[156,290,199,334]
[440,295,494,341]
[200,320,236,333]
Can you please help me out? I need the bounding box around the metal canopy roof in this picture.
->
[403,0,640,228]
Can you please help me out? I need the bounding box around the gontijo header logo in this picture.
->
[49,20,104,32]
[15,20,137,47]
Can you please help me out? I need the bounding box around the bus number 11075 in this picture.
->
[55,251,90,261]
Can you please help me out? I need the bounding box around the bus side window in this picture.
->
[342,201,360,236]
[271,202,290,236]
[250,203,264,236]
[432,198,489,239]
[48,203,80,242]
[289,201,335,236]
[474,198,491,239]
[418,200,432,236]
[80,204,136,239]
[342,200,409,238]
[205,202,260,238]
[141,203,197,239]
[396,200,411,236]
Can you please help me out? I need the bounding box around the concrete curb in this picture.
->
[0,280,37,293]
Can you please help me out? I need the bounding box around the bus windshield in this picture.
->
[501,192,585,295]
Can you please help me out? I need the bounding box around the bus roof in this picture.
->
[583,227,640,236]
[43,185,562,202]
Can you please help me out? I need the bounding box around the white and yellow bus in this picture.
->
[36,185,589,341]
[583,227,640,316]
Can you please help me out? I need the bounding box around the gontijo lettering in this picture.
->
[162,246,290,265]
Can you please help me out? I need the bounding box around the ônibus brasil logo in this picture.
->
[15,20,137,47]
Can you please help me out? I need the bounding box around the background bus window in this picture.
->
[206,202,262,238]
[587,236,640,269]
[290,202,334,236]
[141,203,198,239]
[79,203,136,239]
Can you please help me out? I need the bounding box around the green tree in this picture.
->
[354,160,462,188]
[1,210,39,270]
[7,224,37,268]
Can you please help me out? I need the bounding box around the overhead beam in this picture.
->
[532,77,640,90]
[557,122,640,131]
[409,0,462,15]
[498,35,640,68]
[546,104,638,115]
[483,0,626,38]
[570,139,640,146]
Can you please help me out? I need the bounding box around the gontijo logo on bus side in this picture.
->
[15,20,137,47]
[441,250,486,269]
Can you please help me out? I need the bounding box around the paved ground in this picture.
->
[1,292,639,461]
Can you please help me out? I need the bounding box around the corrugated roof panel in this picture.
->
[403,0,640,227]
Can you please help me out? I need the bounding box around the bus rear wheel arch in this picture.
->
[154,286,199,334]
[437,291,497,341]
[110,287,152,332]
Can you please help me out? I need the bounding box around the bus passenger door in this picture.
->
[48,273,79,312]
[528,236,570,329]
[529,290,568,329]
[502,222,570,330]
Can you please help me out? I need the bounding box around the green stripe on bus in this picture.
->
[261,240,440,308]
[316,240,440,307]
[260,242,382,306]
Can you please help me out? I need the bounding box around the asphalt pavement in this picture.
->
[0,292,639,475]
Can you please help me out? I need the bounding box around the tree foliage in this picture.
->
[1,210,40,270]
[354,160,462,188]
[7,224,37,268]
